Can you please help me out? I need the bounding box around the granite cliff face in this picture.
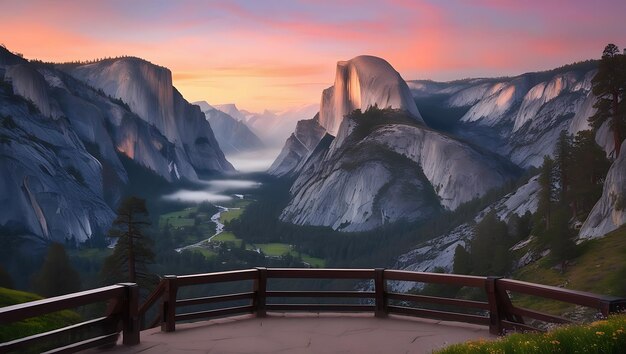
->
[272,55,517,232]
[1,50,114,243]
[268,117,326,177]
[0,47,233,244]
[61,58,233,174]
[391,176,540,292]
[579,142,626,239]
[408,61,613,167]
[279,109,517,231]
[319,56,423,136]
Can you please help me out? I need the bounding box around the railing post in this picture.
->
[254,267,267,317]
[161,275,178,332]
[118,283,140,346]
[485,276,503,335]
[374,268,387,318]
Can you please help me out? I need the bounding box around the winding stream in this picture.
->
[175,205,228,252]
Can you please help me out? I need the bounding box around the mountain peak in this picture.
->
[319,55,423,135]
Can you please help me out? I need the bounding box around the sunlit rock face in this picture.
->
[272,55,517,232]
[0,47,234,244]
[579,142,626,239]
[319,55,423,136]
[280,109,517,232]
[268,117,326,177]
[407,61,610,167]
[61,58,234,175]
[5,64,58,118]
[270,55,425,176]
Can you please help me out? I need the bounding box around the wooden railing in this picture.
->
[138,268,626,336]
[2,269,625,353]
[0,283,139,354]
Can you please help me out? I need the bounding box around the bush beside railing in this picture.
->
[0,283,138,353]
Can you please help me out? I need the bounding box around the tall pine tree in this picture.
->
[32,243,81,297]
[590,43,626,158]
[101,197,155,289]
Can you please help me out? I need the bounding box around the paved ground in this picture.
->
[88,313,494,354]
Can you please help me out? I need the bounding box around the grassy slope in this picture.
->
[0,287,81,342]
[220,209,243,224]
[512,226,626,314]
[437,314,626,354]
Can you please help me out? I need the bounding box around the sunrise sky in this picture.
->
[1,0,625,112]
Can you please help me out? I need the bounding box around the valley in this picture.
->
[1,38,625,335]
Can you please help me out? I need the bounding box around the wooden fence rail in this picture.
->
[0,283,139,354]
[2,268,626,352]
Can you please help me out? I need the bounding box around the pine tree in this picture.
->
[470,211,510,275]
[548,205,576,272]
[32,243,81,297]
[452,245,472,275]
[555,131,573,203]
[568,130,611,218]
[590,43,626,158]
[101,197,155,288]
[536,156,556,231]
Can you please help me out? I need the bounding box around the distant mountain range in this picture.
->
[2,43,624,258]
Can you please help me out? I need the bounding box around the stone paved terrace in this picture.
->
[87,313,494,354]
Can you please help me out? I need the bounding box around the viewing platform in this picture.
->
[94,313,492,353]
[1,268,625,353]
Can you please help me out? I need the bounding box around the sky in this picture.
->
[1,0,625,112]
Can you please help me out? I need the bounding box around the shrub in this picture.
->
[437,314,626,354]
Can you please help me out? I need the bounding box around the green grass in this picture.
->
[212,231,242,247]
[188,247,217,259]
[221,199,252,209]
[512,226,626,315]
[301,254,326,268]
[159,207,197,228]
[254,243,293,256]
[220,208,243,224]
[0,287,81,342]
[249,243,326,267]
[436,314,626,354]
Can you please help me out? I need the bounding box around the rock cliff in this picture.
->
[268,117,326,177]
[318,56,423,136]
[579,142,626,239]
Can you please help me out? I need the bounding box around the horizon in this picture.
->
[1,0,625,112]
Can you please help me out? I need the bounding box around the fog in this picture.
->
[226,148,282,173]
[163,179,262,203]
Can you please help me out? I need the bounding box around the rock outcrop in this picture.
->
[60,58,233,175]
[272,55,518,232]
[268,117,326,177]
[318,55,423,136]
[0,47,234,244]
[408,61,610,167]
[579,142,626,239]
[280,108,517,231]
[391,176,540,292]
